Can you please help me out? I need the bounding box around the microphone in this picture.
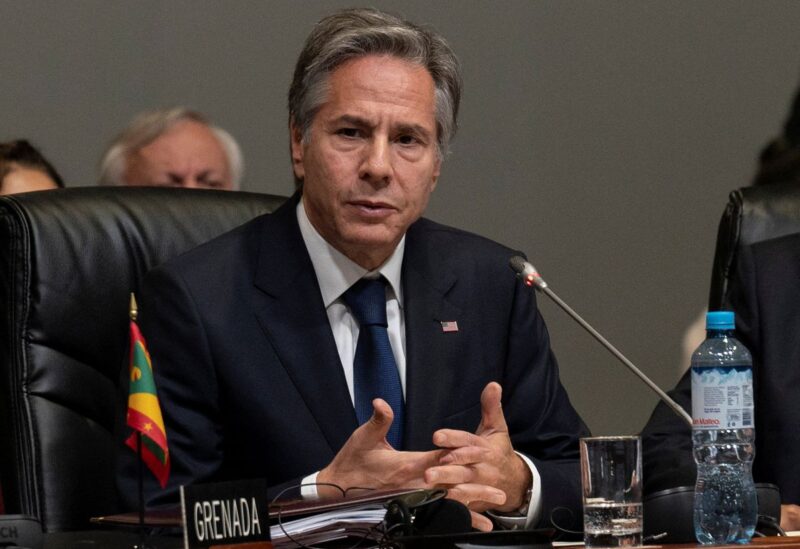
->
[509,256,693,427]
[385,489,471,538]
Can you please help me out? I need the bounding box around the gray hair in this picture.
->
[288,8,462,158]
[98,107,243,189]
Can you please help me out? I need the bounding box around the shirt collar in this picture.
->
[296,197,405,308]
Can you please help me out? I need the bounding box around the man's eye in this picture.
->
[197,174,223,188]
[397,134,420,146]
[337,128,360,138]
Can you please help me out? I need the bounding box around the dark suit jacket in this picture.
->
[642,233,800,503]
[117,194,590,529]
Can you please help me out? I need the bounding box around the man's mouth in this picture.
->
[348,200,396,217]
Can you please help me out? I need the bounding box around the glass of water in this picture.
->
[580,435,642,547]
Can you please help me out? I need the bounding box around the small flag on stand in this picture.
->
[126,294,170,488]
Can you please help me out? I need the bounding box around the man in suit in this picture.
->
[118,8,589,532]
[643,83,800,532]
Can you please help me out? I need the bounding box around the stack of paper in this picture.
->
[270,503,387,547]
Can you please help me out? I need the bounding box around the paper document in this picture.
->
[270,503,387,547]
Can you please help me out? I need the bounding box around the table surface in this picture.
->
[44,530,182,549]
[41,531,800,549]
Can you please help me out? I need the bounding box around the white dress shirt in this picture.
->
[297,198,407,402]
[295,198,541,528]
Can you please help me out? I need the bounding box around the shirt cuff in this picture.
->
[487,451,542,529]
[300,471,320,499]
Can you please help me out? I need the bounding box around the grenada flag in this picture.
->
[125,317,170,488]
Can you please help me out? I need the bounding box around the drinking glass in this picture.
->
[580,435,642,547]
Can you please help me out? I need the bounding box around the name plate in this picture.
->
[180,478,271,548]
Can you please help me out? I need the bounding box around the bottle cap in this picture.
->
[706,310,734,330]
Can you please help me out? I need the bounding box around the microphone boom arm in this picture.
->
[510,256,693,428]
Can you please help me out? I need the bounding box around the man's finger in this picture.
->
[438,445,492,465]
[433,428,491,449]
[426,464,475,485]
[357,398,394,445]
[471,511,494,532]
[444,483,507,509]
[477,382,508,435]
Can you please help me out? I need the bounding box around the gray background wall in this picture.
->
[3,1,800,436]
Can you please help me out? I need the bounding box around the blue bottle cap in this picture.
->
[706,310,735,330]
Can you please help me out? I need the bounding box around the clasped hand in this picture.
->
[317,382,532,532]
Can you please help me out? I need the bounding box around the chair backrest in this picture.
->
[0,187,286,531]
[708,180,800,309]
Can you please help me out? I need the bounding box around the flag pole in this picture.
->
[130,294,149,549]
[137,432,145,528]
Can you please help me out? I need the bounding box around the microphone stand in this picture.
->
[510,257,693,427]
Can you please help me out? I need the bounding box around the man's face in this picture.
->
[124,120,233,189]
[291,55,441,270]
[0,166,59,195]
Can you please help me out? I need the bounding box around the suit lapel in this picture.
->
[252,195,357,454]
[402,221,463,449]
[250,206,467,453]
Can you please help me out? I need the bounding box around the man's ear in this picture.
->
[289,119,305,182]
[430,154,441,192]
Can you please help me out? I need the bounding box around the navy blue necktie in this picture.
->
[342,277,404,449]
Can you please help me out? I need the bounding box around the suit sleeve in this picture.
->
[640,369,695,495]
[502,276,591,535]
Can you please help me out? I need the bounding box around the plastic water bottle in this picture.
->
[691,310,757,544]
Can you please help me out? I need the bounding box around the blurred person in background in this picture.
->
[98,107,243,190]
[678,87,800,377]
[646,82,800,531]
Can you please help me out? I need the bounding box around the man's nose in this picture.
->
[359,139,392,184]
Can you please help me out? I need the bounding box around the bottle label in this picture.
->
[691,367,754,429]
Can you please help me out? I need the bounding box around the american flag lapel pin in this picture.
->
[440,320,459,333]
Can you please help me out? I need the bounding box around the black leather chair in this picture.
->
[0,187,286,532]
[708,179,800,309]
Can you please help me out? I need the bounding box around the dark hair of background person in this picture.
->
[0,140,65,188]
[753,86,800,186]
